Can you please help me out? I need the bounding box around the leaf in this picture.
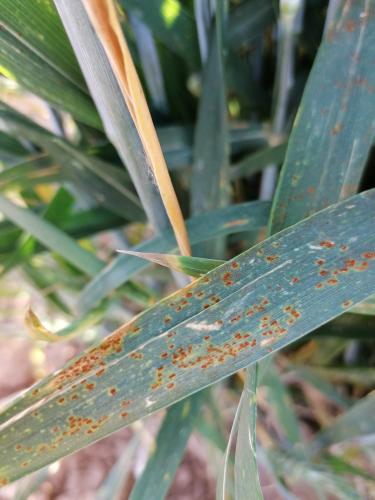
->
[0,186,74,275]
[230,143,287,181]
[117,250,224,278]
[308,366,375,388]
[96,435,139,500]
[0,1,101,129]
[1,190,375,483]
[310,392,375,454]
[291,367,351,408]
[121,0,200,70]
[269,0,375,232]
[82,0,191,256]
[234,365,262,500]
[0,192,104,276]
[0,155,61,192]
[54,0,171,233]
[262,365,303,450]
[24,307,61,343]
[24,305,105,343]
[1,0,85,88]
[227,0,275,49]
[129,392,206,500]
[0,103,144,221]
[268,449,362,500]
[129,14,168,113]
[78,200,270,312]
[191,0,229,226]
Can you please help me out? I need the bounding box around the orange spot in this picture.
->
[121,412,128,418]
[266,255,279,263]
[160,352,168,359]
[355,261,369,271]
[331,123,342,135]
[327,279,338,285]
[167,382,175,390]
[86,383,95,391]
[363,252,375,260]
[320,241,335,248]
[109,387,117,396]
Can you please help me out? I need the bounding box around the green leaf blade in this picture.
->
[1,190,375,483]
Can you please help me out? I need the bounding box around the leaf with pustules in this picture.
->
[1,190,375,483]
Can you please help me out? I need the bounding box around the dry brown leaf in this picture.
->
[82,0,191,256]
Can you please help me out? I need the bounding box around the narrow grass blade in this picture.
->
[0,186,74,275]
[268,449,362,500]
[217,391,242,499]
[270,0,375,232]
[54,0,169,232]
[308,366,375,388]
[227,0,275,49]
[78,200,270,311]
[24,305,104,343]
[96,435,139,500]
[1,191,375,483]
[121,0,200,70]
[129,14,168,114]
[82,0,190,256]
[0,103,144,220]
[310,392,375,454]
[235,365,262,500]
[191,0,229,224]
[291,367,351,408]
[0,193,104,276]
[263,365,303,451]
[1,0,85,89]
[230,143,287,181]
[0,0,100,129]
[117,251,224,278]
[129,392,205,500]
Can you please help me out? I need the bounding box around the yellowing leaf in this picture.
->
[82,0,191,257]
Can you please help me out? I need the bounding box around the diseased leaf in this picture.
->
[78,200,270,311]
[269,0,375,232]
[1,190,375,483]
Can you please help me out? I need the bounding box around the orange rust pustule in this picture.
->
[319,241,336,248]
[363,252,375,259]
